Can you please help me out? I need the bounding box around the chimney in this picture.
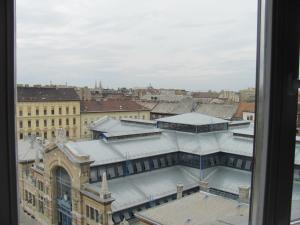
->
[199,180,209,192]
[238,186,250,203]
[100,172,111,200]
[177,184,184,199]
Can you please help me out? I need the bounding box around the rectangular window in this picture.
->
[66,107,69,114]
[51,107,54,115]
[73,118,76,125]
[59,119,62,126]
[19,109,23,116]
[28,120,31,128]
[90,169,97,182]
[136,162,142,172]
[44,108,47,115]
[32,195,36,206]
[144,160,150,171]
[160,158,166,167]
[19,120,23,128]
[36,108,39,115]
[44,132,47,139]
[73,107,76,114]
[86,205,89,218]
[236,159,243,169]
[52,119,55,126]
[20,133,23,139]
[52,131,55,138]
[96,210,99,223]
[107,167,116,178]
[153,159,159,169]
[25,190,28,201]
[36,120,39,127]
[66,118,69,125]
[44,119,47,127]
[66,130,69,137]
[127,163,134,174]
[59,107,62,115]
[90,207,94,220]
[245,160,252,170]
[27,107,31,116]
[117,166,124,176]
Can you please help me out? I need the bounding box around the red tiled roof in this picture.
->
[234,102,255,118]
[80,99,150,113]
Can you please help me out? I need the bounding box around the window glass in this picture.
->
[17,0,259,224]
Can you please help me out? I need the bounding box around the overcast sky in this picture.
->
[17,0,257,91]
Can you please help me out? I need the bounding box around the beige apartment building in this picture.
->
[80,99,150,138]
[17,86,81,140]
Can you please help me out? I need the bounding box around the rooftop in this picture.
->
[234,102,255,118]
[80,99,150,113]
[156,112,228,126]
[18,138,42,163]
[63,116,300,166]
[17,87,80,102]
[136,192,249,225]
[85,166,201,212]
[195,103,238,120]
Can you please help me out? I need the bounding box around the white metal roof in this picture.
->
[86,166,200,212]
[136,191,249,225]
[18,138,42,163]
[64,116,300,166]
[156,112,228,126]
[203,166,251,194]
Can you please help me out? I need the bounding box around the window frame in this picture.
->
[0,0,299,225]
[249,0,300,224]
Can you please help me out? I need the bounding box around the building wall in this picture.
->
[242,112,255,122]
[19,145,113,225]
[16,101,81,140]
[80,110,150,138]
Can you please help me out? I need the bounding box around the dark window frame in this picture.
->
[0,0,299,225]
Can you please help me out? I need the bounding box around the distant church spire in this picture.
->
[99,81,102,89]
[100,172,111,200]
[95,80,98,89]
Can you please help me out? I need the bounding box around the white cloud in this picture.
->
[17,0,258,91]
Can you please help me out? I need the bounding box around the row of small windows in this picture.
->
[19,129,73,139]
[84,115,146,125]
[157,122,228,133]
[19,118,77,128]
[24,190,45,214]
[180,153,252,171]
[86,205,102,224]
[19,106,77,117]
[90,153,253,182]
[90,154,178,182]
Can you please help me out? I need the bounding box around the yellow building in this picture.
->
[17,86,81,140]
[80,99,150,138]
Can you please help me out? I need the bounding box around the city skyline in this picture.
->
[17,0,257,91]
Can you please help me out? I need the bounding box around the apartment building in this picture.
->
[17,86,81,140]
[80,99,150,138]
